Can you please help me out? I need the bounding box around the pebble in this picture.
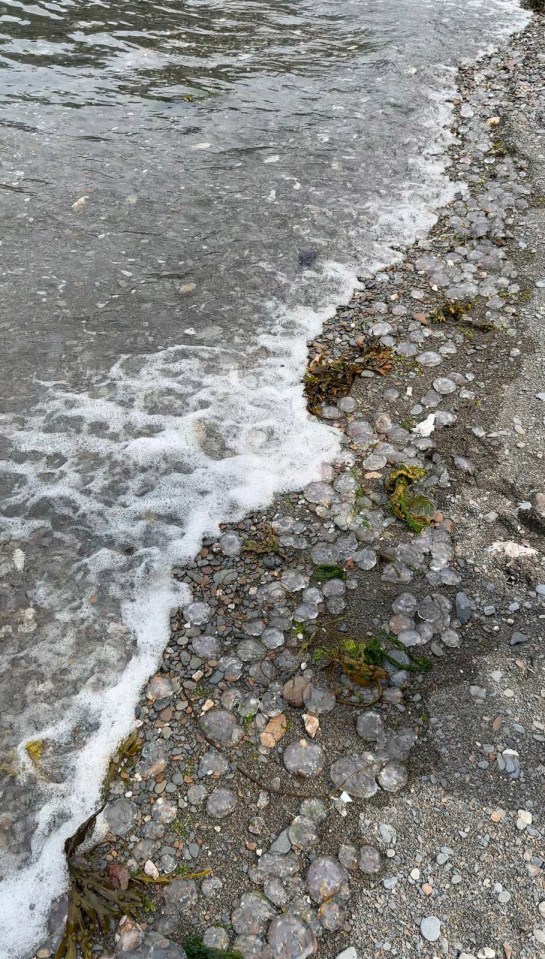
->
[420,916,441,942]
[283,739,325,777]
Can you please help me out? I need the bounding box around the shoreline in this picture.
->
[37,12,544,959]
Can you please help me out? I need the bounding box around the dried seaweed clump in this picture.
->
[429,300,474,324]
[385,465,435,534]
[304,341,393,414]
[304,351,363,414]
[314,633,387,702]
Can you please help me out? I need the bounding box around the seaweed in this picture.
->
[55,810,145,959]
[304,351,362,414]
[25,739,45,764]
[304,340,393,414]
[314,633,388,695]
[314,631,431,699]
[385,465,435,534]
[429,300,473,324]
[184,935,244,959]
[364,633,432,675]
[242,522,283,556]
[312,564,347,582]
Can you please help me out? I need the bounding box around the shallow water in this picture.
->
[0,0,528,954]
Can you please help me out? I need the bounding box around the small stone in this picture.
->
[417,351,442,367]
[456,591,472,624]
[307,856,349,902]
[232,892,274,936]
[283,739,325,777]
[103,799,138,837]
[335,950,357,959]
[433,377,456,395]
[420,916,441,942]
[219,532,241,557]
[377,761,407,793]
[184,601,211,625]
[203,928,230,951]
[198,749,228,778]
[200,708,242,746]
[510,631,529,646]
[359,846,382,874]
[206,788,237,818]
[516,809,532,829]
[339,844,359,871]
[267,915,317,959]
[356,710,384,742]
[303,684,336,714]
[191,635,220,659]
[260,714,288,748]
[288,815,319,851]
[283,676,311,708]
[330,756,378,799]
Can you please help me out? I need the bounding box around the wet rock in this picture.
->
[139,741,168,779]
[237,639,266,662]
[306,856,349,903]
[203,928,230,951]
[162,878,197,910]
[270,830,292,854]
[233,935,267,959]
[304,482,335,505]
[339,844,359,871]
[377,761,408,792]
[262,628,285,649]
[219,532,241,556]
[319,900,345,931]
[255,853,300,880]
[330,755,378,799]
[302,684,336,714]
[115,916,145,952]
[359,845,382,874]
[416,351,442,367]
[456,591,472,624]
[299,798,328,823]
[264,876,288,907]
[115,933,187,959]
[288,815,319,851]
[183,602,211,626]
[198,749,229,778]
[103,799,138,837]
[356,710,384,742]
[283,739,325,777]
[202,877,223,898]
[146,675,173,701]
[267,915,317,959]
[206,788,237,818]
[232,892,275,936]
[191,635,220,658]
[200,708,242,746]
